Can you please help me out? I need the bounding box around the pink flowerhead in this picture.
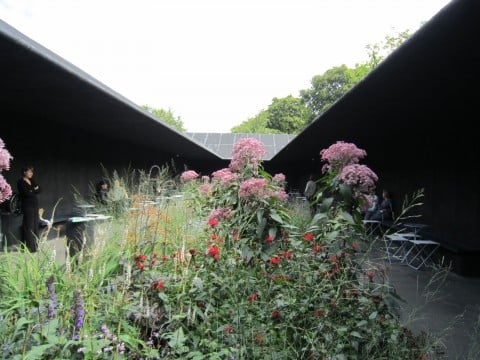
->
[238,178,268,199]
[201,175,210,182]
[208,208,232,223]
[265,235,274,243]
[303,233,314,241]
[211,168,239,185]
[180,170,199,182]
[320,141,367,173]
[229,138,267,173]
[0,175,12,205]
[0,138,13,172]
[338,164,378,193]
[198,183,212,195]
[272,173,286,185]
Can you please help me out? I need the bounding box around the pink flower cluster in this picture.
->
[212,168,239,185]
[229,138,267,173]
[0,138,12,172]
[272,173,286,185]
[0,138,13,204]
[208,207,232,223]
[180,170,199,182]
[320,141,367,173]
[238,178,269,199]
[198,183,212,195]
[338,164,378,193]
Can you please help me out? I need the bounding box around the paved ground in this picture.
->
[368,245,480,360]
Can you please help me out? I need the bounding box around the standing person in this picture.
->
[95,179,109,205]
[17,165,41,252]
[364,192,379,220]
[371,189,393,221]
[304,174,316,201]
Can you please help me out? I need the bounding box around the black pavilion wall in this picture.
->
[267,117,480,257]
[0,119,222,247]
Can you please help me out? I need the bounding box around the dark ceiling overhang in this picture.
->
[270,0,479,166]
[0,19,221,162]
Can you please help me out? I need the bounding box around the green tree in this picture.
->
[142,105,186,132]
[300,65,353,121]
[231,110,280,134]
[266,95,311,133]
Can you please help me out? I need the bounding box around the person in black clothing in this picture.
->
[17,165,41,252]
[95,179,109,205]
[371,189,393,221]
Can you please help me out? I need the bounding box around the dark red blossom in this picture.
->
[248,293,258,303]
[224,325,233,333]
[207,246,220,257]
[136,262,145,271]
[271,310,280,319]
[211,233,218,240]
[189,248,198,257]
[367,271,375,281]
[135,254,147,262]
[266,235,274,243]
[329,255,337,262]
[352,242,359,250]
[281,251,293,259]
[208,218,219,227]
[151,280,164,291]
[303,233,314,241]
[161,255,168,262]
[270,256,281,265]
[150,259,157,265]
[312,244,323,254]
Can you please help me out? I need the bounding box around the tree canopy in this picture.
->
[142,105,186,132]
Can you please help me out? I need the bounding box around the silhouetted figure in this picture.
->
[17,165,40,252]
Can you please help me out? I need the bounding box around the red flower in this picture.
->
[329,255,337,262]
[135,254,147,262]
[211,233,218,240]
[150,259,157,265]
[208,218,218,227]
[271,310,280,319]
[136,262,145,271]
[207,246,220,257]
[161,255,168,262]
[367,271,375,281]
[224,325,233,333]
[281,251,293,260]
[248,293,258,303]
[266,235,274,243]
[151,280,164,291]
[312,244,323,254]
[303,233,314,241]
[270,256,281,265]
[352,242,359,250]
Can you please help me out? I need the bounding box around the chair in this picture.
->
[384,234,411,263]
[362,220,381,239]
[403,239,440,270]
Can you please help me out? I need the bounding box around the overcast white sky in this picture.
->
[1,0,451,132]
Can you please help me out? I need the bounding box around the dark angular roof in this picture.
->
[270,0,477,165]
[0,19,221,162]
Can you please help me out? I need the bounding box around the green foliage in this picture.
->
[231,110,281,134]
[265,96,311,134]
[300,65,354,121]
[142,105,186,132]
[0,155,441,359]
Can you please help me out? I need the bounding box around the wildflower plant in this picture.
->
[0,139,445,359]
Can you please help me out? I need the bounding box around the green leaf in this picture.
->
[356,320,368,327]
[24,344,56,359]
[350,331,363,338]
[369,311,378,320]
[167,327,187,348]
[340,211,354,224]
[270,211,284,224]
